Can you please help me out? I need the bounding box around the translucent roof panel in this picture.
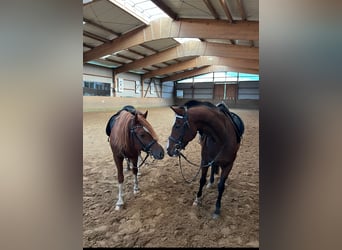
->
[117,0,168,23]
[177,72,259,83]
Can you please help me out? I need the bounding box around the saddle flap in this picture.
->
[216,102,245,142]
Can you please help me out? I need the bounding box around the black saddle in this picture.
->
[216,102,245,143]
[105,105,137,137]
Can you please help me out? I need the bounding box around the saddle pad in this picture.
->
[105,105,137,136]
[229,112,245,140]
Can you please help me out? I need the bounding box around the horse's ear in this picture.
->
[134,112,139,123]
[143,110,148,118]
[170,105,185,116]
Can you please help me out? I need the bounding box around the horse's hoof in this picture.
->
[133,189,140,194]
[137,172,142,176]
[115,205,122,211]
[212,213,220,219]
[193,199,201,206]
[206,182,213,189]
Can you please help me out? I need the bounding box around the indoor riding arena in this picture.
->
[83,0,259,248]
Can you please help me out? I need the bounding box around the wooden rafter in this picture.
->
[142,56,258,80]
[83,31,110,43]
[139,44,158,53]
[219,0,233,23]
[105,58,124,65]
[127,48,146,57]
[114,53,135,61]
[83,43,95,49]
[203,0,220,19]
[236,0,247,21]
[83,18,120,36]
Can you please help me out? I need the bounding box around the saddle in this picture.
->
[216,102,245,143]
[105,105,137,137]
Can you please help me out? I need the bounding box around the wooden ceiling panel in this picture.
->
[83,0,259,78]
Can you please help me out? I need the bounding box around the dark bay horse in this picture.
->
[106,106,164,210]
[166,100,244,218]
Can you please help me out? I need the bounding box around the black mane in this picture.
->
[182,100,244,143]
[183,100,216,109]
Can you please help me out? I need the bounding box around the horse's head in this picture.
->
[131,111,164,160]
[167,105,197,157]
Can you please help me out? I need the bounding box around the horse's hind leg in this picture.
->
[193,166,209,206]
[213,163,233,219]
[207,164,219,189]
[125,158,131,172]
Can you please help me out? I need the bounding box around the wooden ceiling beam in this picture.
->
[114,41,258,74]
[84,17,258,62]
[142,56,258,80]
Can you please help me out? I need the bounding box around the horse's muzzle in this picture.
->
[152,146,164,159]
[167,146,180,157]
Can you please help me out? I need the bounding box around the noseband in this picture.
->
[130,124,156,154]
[168,110,190,152]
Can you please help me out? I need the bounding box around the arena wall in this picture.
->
[83,96,175,112]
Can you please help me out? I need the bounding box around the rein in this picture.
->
[129,123,156,170]
[134,152,150,170]
[177,152,201,184]
[176,146,224,183]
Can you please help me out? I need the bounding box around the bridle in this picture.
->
[168,109,190,154]
[168,108,205,183]
[130,123,156,154]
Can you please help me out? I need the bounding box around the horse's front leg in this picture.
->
[193,166,209,206]
[213,163,233,219]
[113,155,125,210]
[131,157,140,194]
[137,153,143,176]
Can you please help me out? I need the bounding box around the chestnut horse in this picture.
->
[106,106,164,210]
[167,100,244,218]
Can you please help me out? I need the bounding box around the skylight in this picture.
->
[174,38,201,44]
[111,0,168,24]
